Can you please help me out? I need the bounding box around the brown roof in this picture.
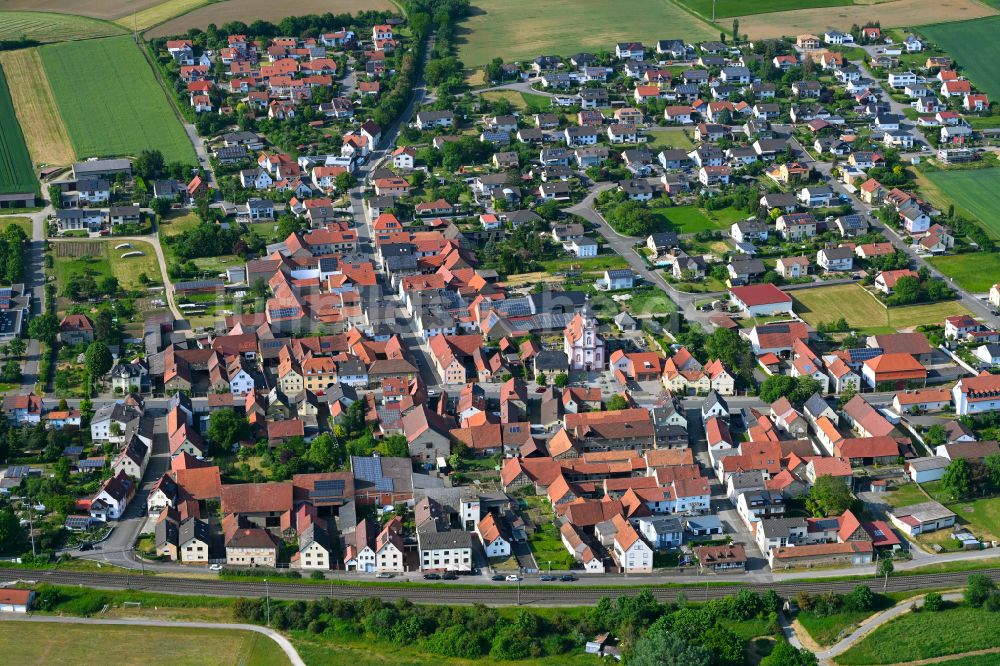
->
[564,408,654,440]
[694,543,747,565]
[221,481,294,515]
[172,466,222,500]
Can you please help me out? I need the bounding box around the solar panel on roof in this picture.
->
[352,456,384,483]
[270,307,300,319]
[6,466,27,477]
[848,347,882,362]
[311,479,346,501]
[65,516,91,529]
[375,478,394,492]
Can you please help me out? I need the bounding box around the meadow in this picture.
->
[40,36,196,164]
[0,62,37,195]
[0,48,74,166]
[837,603,1000,664]
[147,0,395,38]
[734,0,996,40]
[456,0,716,67]
[0,10,126,42]
[0,621,289,666]
[115,0,210,31]
[922,17,1000,100]
[651,203,745,233]
[923,167,1000,238]
[792,283,970,334]
[677,0,851,20]
[54,240,161,291]
[928,253,1000,293]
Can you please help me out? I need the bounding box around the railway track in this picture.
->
[13,567,1000,606]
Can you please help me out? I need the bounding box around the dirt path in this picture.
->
[888,647,1000,665]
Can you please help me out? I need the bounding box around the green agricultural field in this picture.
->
[457,0,716,67]
[40,36,196,164]
[0,622,288,666]
[922,167,1000,237]
[677,0,851,19]
[838,604,1000,664]
[928,253,1000,292]
[922,17,1000,100]
[0,64,37,196]
[0,11,126,43]
[651,204,745,233]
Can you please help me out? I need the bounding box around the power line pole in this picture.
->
[265,579,271,626]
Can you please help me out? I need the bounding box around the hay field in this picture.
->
[147,0,395,38]
[734,0,996,40]
[0,48,73,166]
[456,0,717,67]
[40,36,196,163]
[114,0,210,31]
[0,0,164,20]
[0,9,126,41]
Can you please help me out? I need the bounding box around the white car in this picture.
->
[209,564,223,571]
[505,575,520,582]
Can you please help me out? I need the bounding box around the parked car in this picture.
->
[423,573,441,580]
[375,572,394,579]
[559,574,578,582]
[79,542,93,551]
[505,574,521,582]
[209,564,223,571]
[539,575,555,581]
[442,572,458,580]
[491,574,506,581]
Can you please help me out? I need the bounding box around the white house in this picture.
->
[953,374,1000,415]
[476,513,512,558]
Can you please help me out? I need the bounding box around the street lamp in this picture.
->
[264,579,271,626]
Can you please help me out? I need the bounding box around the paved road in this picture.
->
[184,123,216,189]
[0,614,305,666]
[1,205,50,391]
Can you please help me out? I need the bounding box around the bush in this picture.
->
[922,592,943,612]
[966,574,996,607]
[309,570,326,580]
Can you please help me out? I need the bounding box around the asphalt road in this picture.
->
[9,566,1000,607]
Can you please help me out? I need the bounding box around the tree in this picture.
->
[923,591,944,611]
[844,584,875,612]
[606,394,628,411]
[704,327,754,381]
[984,453,1000,493]
[535,372,547,386]
[628,619,711,666]
[761,640,818,666]
[334,171,356,192]
[28,314,59,345]
[306,433,343,470]
[701,625,743,666]
[207,409,250,451]
[758,375,795,403]
[808,475,854,516]
[732,18,740,43]
[134,149,165,180]
[966,573,996,607]
[942,457,974,499]
[553,373,569,388]
[0,360,22,383]
[878,554,894,591]
[924,424,947,449]
[150,197,171,218]
[376,434,409,458]
[85,341,113,379]
[0,506,23,555]
[5,337,25,358]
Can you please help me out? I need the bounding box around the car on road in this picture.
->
[505,575,520,582]
[79,542,93,551]
[491,574,506,581]
[423,573,442,580]
[539,575,555,581]
[375,572,394,578]
[209,564,223,571]
[442,572,458,580]
[559,574,578,582]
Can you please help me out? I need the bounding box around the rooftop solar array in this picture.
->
[311,479,346,502]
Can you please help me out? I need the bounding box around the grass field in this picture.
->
[928,253,1000,293]
[479,90,553,113]
[0,48,74,166]
[735,0,996,40]
[922,17,1000,101]
[0,10,126,42]
[678,0,851,20]
[115,0,210,30]
[147,0,396,38]
[651,204,745,234]
[53,241,113,290]
[923,167,1000,238]
[109,240,162,289]
[792,283,971,334]
[646,128,695,150]
[0,62,37,196]
[456,0,716,67]
[0,216,31,236]
[0,622,289,666]
[837,604,1000,664]
[40,36,195,164]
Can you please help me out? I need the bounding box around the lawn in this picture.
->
[922,17,1000,100]
[837,603,1000,664]
[651,204,745,234]
[54,239,161,292]
[0,216,31,236]
[884,481,933,508]
[0,622,289,666]
[40,36,196,164]
[889,299,972,329]
[922,167,1000,238]
[928,253,1000,293]
[539,254,629,272]
[456,0,716,67]
[677,0,851,20]
[0,11,126,42]
[53,241,113,289]
[0,48,74,166]
[623,287,677,316]
[645,128,694,151]
[946,495,1000,541]
[109,240,163,289]
[0,62,37,196]
[528,522,576,570]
